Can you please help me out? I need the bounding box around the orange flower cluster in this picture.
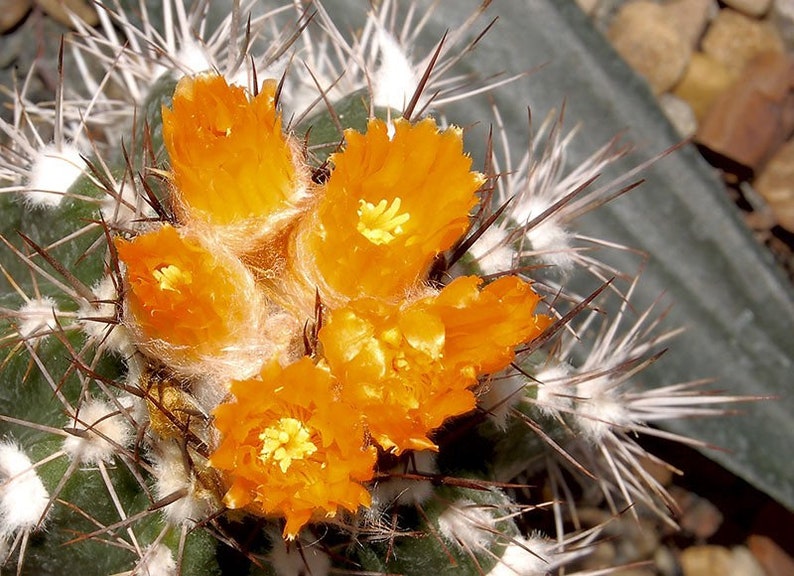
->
[115,73,550,537]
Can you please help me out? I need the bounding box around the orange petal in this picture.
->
[427,275,551,373]
[162,73,307,244]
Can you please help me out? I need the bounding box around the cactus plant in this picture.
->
[0,1,752,575]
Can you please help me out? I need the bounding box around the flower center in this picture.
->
[356,197,410,245]
[258,417,317,473]
[152,264,192,292]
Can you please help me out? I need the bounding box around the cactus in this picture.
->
[0,2,746,575]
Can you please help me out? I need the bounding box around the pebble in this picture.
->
[695,51,794,172]
[575,0,600,15]
[0,0,31,33]
[670,487,724,540]
[701,8,785,75]
[755,138,794,232]
[35,0,98,27]
[662,0,718,47]
[771,0,794,45]
[680,545,733,576]
[655,547,682,576]
[722,0,773,17]
[731,546,770,576]
[673,52,738,121]
[748,534,794,576]
[680,546,767,576]
[607,1,691,94]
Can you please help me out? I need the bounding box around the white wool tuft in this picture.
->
[372,29,417,111]
[0,441,49,537]
[438,499,497,551]
[78,275,133,355]
[511,196,575,271]
[136,543,177,576]
[25,143,86,208]
[17,297,59,339]
[175,38,213,76]
[533,363,574,417]
[486,536,553,576]
[574,377,632,441]
[369,451,436,510]
[525,221,575,271]
[467,226,514,276]
[269,533,330,576]
[62,398,133,465]
[151,442,215,526]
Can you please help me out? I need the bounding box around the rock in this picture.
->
[662,0,718,47]
[771,0,794,46]
[755,138,794,232]
[696,51,794,174]
[680,546,733,576]
[673,52,738,121]
[722,0,773,17]
[0,0,31,33]
[669,547,765,576]
[35,0,98,28]
[655,547,682,576]
[607,1,691,94]
[670,486,723,540]
[659,93,698,138]
[730,546,769,576]
[575,0,600,15]
[702,8,785,75]
[748,534,794,576]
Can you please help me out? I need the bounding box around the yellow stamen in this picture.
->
[258,417,317,473]
[357,197,410,245]
[153,265,192,292]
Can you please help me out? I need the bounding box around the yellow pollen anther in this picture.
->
[356,197,410,245]
[258,417,317,473]
[152,265,192,292]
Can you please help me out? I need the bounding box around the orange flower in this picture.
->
[319,276,550,453]
[115,224,269,376]
[210,358,376,538]
[162,73,307,244]
[289,118,483,308]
